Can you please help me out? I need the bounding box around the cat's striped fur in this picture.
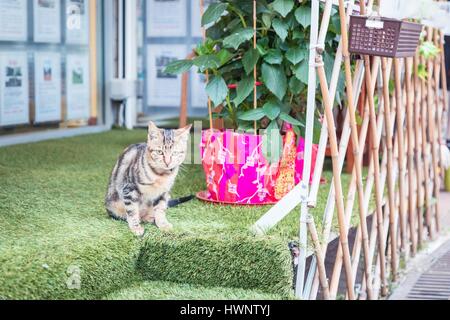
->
[105,121,191,236]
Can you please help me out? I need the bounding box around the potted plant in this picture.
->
[165,0,343,204]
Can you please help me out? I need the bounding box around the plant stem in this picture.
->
[226,94,237,129]
[229,6,247,28]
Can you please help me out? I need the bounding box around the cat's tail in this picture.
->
[168,194,195,208]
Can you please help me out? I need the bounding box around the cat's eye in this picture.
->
[155,150,163,155]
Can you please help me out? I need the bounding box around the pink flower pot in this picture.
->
[199,129,318,205]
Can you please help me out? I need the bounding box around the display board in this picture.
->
[0,0,92,128]
[33,0,61,43]
[146,0,187,37]
[34,52,61,123]
[66,54,90,120]
[147,44,186,107]
[144,0,216,113]
[66,0,89,45]
[0,0,27,42]
[0,52,29,126]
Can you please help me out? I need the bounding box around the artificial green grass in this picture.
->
[0,129,367,299]
[105,280,285,300]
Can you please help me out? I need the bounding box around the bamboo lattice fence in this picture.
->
[291,0,448,300]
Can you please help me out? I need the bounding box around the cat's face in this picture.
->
[147,121,191,171]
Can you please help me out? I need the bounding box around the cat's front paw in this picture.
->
[130,225,145,237]
[156,221,173,232]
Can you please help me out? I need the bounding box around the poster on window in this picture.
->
[191,0,217,38]
[0,0,27,41]
[0,52,29,126]
[147,44,185,107]
[33,0,61,43]
[66,54,90,120]
[147,0,186,37]
[65,0,89,45]
[191,69,208,108]
[34,52,61,123]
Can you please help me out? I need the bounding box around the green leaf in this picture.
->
[330,14,341,35]
[233,75,255,106]
[293,59,309,84]
[261,63,287,100]
[193,54,221,72]
[223,28,254,50]
[195,38,216,56]
[295,6,311,28]
[324,52,335,82]
[285,47,307,65]
[419,41,440,59]
[262,99,282,120]
[216,49,234,66]
[263,49,283,64]
[289,77,305,95]
[256,44,268,56]
[418,63,428,80]
[201,3,228,26]
[272,19,288,42]
[279,112,303,126]
[205,75,228,106]
[272,0,295,18]
[262,120,282,163]
[163,59,193,75]
[242,48,260,75]
[238,108,266,121]
[292,30,305,40]
[262,13,272,29]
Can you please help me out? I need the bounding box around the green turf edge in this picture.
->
[104,280,291,300]
[136,232,294,297]
[0,233,141,300]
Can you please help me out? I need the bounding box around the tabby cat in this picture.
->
[105,121,191,236]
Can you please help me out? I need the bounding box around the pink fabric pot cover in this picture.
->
[200,129,318,205]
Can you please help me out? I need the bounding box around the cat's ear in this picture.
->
[148,121,160,141]
[176,124,192,139]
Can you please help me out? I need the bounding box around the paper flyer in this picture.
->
[66,0,89,45]
[0,0,27,41]
[33,0,61,43]
[147,44,186,107]
[147,0,186,37]
[34,52,61,123]
[66,54,90,120]
[0,52,29,126]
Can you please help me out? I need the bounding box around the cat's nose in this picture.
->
[163,156,171,167]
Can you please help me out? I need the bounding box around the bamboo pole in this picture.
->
[317,58,355,300]
[358,0,387,296]
[413,54,424,247]
[405,57,417,256]
[420,53,434,239]
[394,58,408,252]
[295,0,320,298]
[307,215,330,300]
[253,0,257,135]
[337,0,373,299]
[328,59,381,299]
[364,54,388,296]
[433,29,443,232]
[200,0,214,130]
[426,27,440,235]
[440,30,448,113]
[307,0,364,300]
[381,57,398,278]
